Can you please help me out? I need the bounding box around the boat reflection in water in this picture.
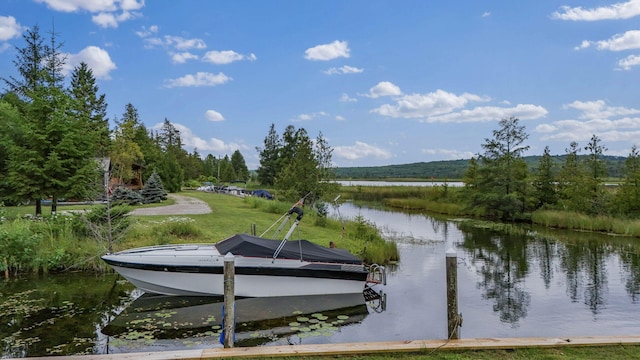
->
[102,290,385,350]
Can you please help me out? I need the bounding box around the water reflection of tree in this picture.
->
[460,228,531,326]
[558,239,609,315]
[620,247,640,303]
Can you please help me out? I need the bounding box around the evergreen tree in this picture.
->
[557,141,588,212]
[156,119,184,191]
[0,98,23,205]
[219,155,236,182]
[140,172,168,203]
[583,134,609,215]
[462,156,479,192]
[203,154,217,180]
[69,62,110,158]
[616,145,640,216]
[183,149,205,181]
[532,146,557,209]
[3,25,99,214]
[256,123,281,186]
[157,151,183,192]
[230,150,249,181]
[469,117,530,220]
[314,131,338,201]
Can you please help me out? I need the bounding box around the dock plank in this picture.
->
[9,335,640,360]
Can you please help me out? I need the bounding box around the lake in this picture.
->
[336,180,463,187]
[2,202,640,357]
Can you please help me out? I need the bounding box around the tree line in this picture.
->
[0,25,250,215]
[463,116,640,220]
[0,25,340,216]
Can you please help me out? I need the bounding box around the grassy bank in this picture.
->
[0,191,398,275]
[339,185,640,238]
[261,345,640,359]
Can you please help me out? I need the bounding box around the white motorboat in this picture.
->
[102,204,386,297]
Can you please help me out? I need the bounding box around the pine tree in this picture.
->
[616,145,640,216]
[532,146,557,209]
[140,172,168,203]
[69,62,110,158]
[583,134,609,215]
[3,25,99,214]
[230,150,249,181]
[256,123,282,186]
[470,117,531,220]
[557,141,588,212]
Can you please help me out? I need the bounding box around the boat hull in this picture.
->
[101,244,369,297]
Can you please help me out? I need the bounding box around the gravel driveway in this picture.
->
[130,194,212,215]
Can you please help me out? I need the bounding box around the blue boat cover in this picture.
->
[215,233,362,265]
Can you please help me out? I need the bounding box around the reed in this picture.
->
[531,210,640,237]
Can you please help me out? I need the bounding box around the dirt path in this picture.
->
[130,194,212,216]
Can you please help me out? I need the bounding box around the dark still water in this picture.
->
[2,203,640,357]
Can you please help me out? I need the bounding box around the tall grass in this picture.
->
[1,192,399,275]
[0,213,106,275]
[532,210,640,237]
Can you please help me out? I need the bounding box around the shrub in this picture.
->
[112,187,144,205]
[0,220,41,274]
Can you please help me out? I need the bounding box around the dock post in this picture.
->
[446,248,461,339]
[223,252,235,348]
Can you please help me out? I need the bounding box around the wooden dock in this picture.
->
[14,335,640,360]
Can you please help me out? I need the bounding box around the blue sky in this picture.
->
[2,1,640,169]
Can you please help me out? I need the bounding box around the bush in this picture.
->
[111,187,144,205]
[0,220,41,274]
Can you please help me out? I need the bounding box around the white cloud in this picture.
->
[36,0,144,28]
[304,40,350,61]
[202,50,257,64]
[140,33,206,51]
[333,141,392,160]
[335,115,346,121]
[36,0,144,12]
[617,54,640,70]
[575,40,592,50]
[364,81,402,98]
[62,46,117,80]
[552,0,640,21]
[164,72,232,88]
[135,25,158,38]
[166,123,246,153]
[340,93,357,102]
[164,35,207,51]
[324,65,364,75]
[205,110,224,122]
[564,100,640,118]
[291,112,328,122]
[587,30,640,52]
[482,12,491,17]
[422,148,475,160]
[0,16,26,42]
[424,104,548,123]
[171,52,199,64]
[372,89,489,118]
[536,99,640,143]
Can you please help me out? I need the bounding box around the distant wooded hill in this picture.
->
[335,155,628,180]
